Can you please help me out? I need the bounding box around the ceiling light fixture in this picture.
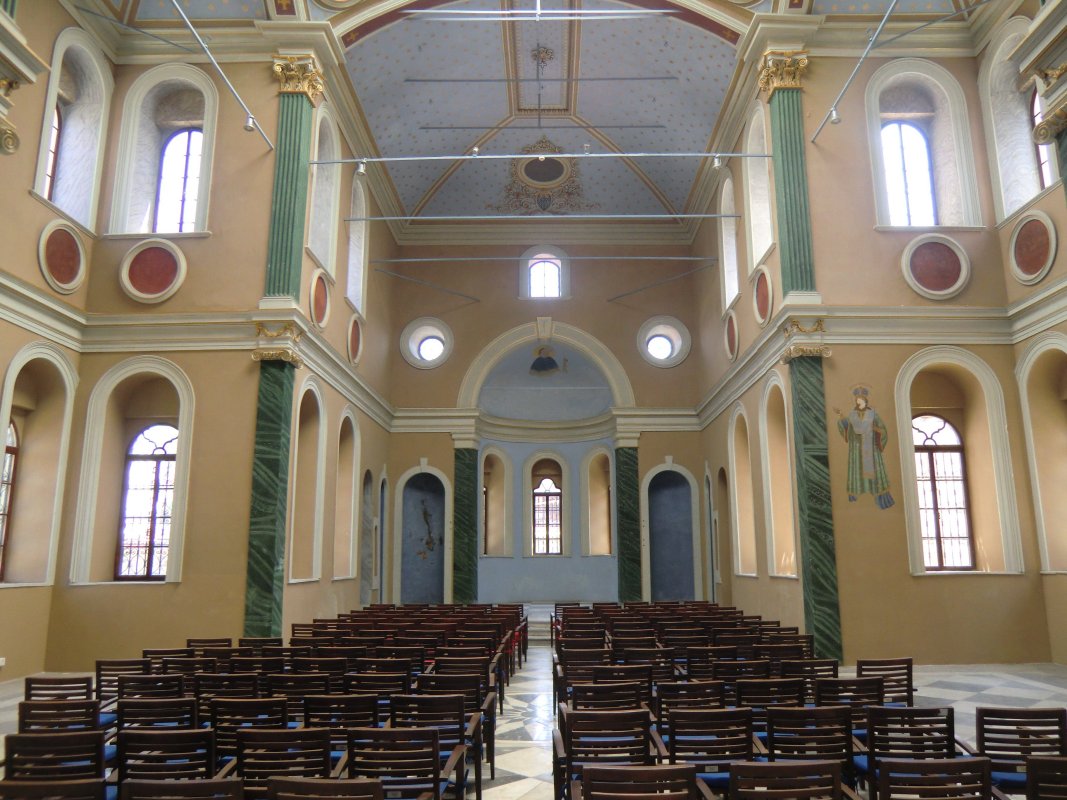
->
[356,160,367,176]
[244,114,256,132]
[829,107,841,124]
[712,155,723,169]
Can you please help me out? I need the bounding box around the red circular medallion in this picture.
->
[726,314,738,360]
[909,241,962,293]
[755,271,771,322]
[1014,218,1051,278]
[128,246,179,296]
[349,316,362,363]
[44,227,81,287]
[312,274,329,326]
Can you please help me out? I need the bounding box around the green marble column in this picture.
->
[453,448,478,604]
[1058,130,1067,204]
[789,356,842,661]
[769,87,816,294]
[264,91,314,299]
[0,1,15,17]
[615,447,641,602]
[244,360,295,637]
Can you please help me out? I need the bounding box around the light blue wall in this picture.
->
[648,470,695,601]
[400,472,445,604]
[477,439,619,603]
[478,345,613,421]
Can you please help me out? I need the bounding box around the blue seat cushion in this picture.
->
[104,744,117,763]
[100,712,118,726]
[853,754,869,774]
[991,771,1026,790]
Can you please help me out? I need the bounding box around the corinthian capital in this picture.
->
[272,55,325,103]
[1034,104,1067,146]
[759,51,809,98]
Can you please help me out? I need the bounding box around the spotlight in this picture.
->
[830,107,842,124]
[244,114,256,132]
[712,155,722,169]
[471,146,480,157]
[356,160,367,176]
[583,143,591,154]
[538,154,545,161]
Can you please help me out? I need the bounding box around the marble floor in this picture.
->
[4,648,1067,798]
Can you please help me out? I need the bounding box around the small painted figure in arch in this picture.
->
[833,385,895,509]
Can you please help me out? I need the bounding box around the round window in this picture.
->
[400,317,453,369]
[645,334,675,361]
[417,335,445,361]
[637,316,691,368]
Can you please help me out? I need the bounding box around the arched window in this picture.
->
[347,181,369,314]
[531,458,563,555]
[308,110,340,275]
[743,105,775,269]
[911,415,973,570]
[34,29,112,229]
[116,423,178,580]
[0,422,19,579]
[110,64,217,234]
[1033,90,1054,190]
[155,129,203,233]
[881,122,936,226]
[720,176,739,309]
[866,60,981,227]
[520,246,568,298]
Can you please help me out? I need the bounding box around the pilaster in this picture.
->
[452,448,479,604]
[615,447,641,602]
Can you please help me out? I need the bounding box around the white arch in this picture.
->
[480,446,514,558]
[70,356,195,584]
[579,446,614,557]
[391,461,455,604]
[0,342,79,586]
[758,370,798,577]
[865,58,982,227]
[1015,332,1067,572]
[334,406,362,579]
[727,402,758,576]
[109,63,219,233]
[457,320,635,409]
[34,28,113,230]
[894,346,1023,575]
[639,459,703,602]
[290,375,328,582]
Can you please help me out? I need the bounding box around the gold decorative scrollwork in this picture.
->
[255,321,302,343]
[0,78,18,98]
[252,348,304,368]
[272,56,325,103]
[1034,105,1067,146]
[781,344,831,363]
[759,51,809,97]
[783,319,825,335]
[0,120,18,155]
[1041,63,1067,83]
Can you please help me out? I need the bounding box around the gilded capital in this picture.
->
[272,55,325,103]
[759,51,809,97]
[1034,104,1067,146]
[0,120,18,155]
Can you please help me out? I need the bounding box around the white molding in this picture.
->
[900,234,971,300]
[893,346,1024,576]
[637,316,692,368]
[70,356,195,584]
[1008,210,1057,286]
[289,376,327,582]
[119,239,188,304]
[639,460,703,602]
[391,462,454,604]
[0,342,79,586]
[399,317,453,369]
[37,220,87,295]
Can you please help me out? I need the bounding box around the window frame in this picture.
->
[911,414,975,571]
[719,175,740,312]
[0,421,20,581]
[42,103,62,203]
[520,245,569,299]
[154,127,204,234]
[880,120,938,227]
[532,468,563,556]
[1032,89,1054,191]
[523,454,569,557]
[114,424,178,582]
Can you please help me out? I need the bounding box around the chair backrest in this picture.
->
[581,764,700,799]
[389,694,467,746]
[343,671,411,697]
[814,676,885,729]
[765,705,853,765]
[18,700,100,733]
[856,657,914,706]
[267,778,384,800]
[117,674,185,700]
[728,759,846,800]
[95,659,151,702]
[116,697,198,729]
[1025,755,1067,800]
[117,728,216,782]
[236,727,332,800]
[24,676,93,702]
[0,780,105,800]
[867,706,956,763]
[780,659,839,701]
[141,649,194,674]
[210,697,289,758]
[877,757,992,800]
[345,727,443,800]
[655,680,726,726]
[564,708,655,771]
[415,672,489,717]
[975,707,1067,775]
[571,681,646,711]
[666,707,754,774]
[162,657,217,677]
[265,673,332,721]
[239,637,284,654]
[734,678,806,728]
[4,731,106,780]
[303,694,381,752]
[193,672,259,720]
[187,637,233,649]
[120,779,243,800]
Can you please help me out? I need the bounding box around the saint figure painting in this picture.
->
[833,386,895,509]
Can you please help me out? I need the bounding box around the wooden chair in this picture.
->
[238,637,284,654]
[187,637,233,651]
[3,731,106,781]
[120,779,243,800]
[734,677,806,733]
[0,780,105,800]
[729,759,862,800]
[390,694,480,800]
[292,657,350,690]
[18,700,100,733]
[712,659,772,698]
[814,676,885,733]
[234,728,332,800]
[210,697,288,761]
[193,673,259,721]
[116,728,216,781]
[141,649,194,674]
[433,655,503,713]
[555,708,656,800]
[574,764,715,799]
[415,672,497,779]
[117,674,184,700]
[1025,755,1067,799]
[856,658,914,706]
[95,659,151,706]
[861,706,959,797]
[344,727,458,800]
[876,757,999,800]
[24,676,93,702]
[264,673,332,723]
[781,659,839,702]
[766,705,855,784]
[570,681,646,711]
[115,697,198,729]
[267,777,384,800]
[303,694,381,763]
[655,681,727,738]
[663,707,757,794]
[961,707,1067,793]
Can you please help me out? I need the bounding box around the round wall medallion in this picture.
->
[310,270,330,328]
[518,155,572,189]
[38,220,85,294]
[901,234,970,300]
[1010,211,1057,285]
[120,239,186,304]
[752,267,772,327]
[348,315,363,364]
[725,311,739,362]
